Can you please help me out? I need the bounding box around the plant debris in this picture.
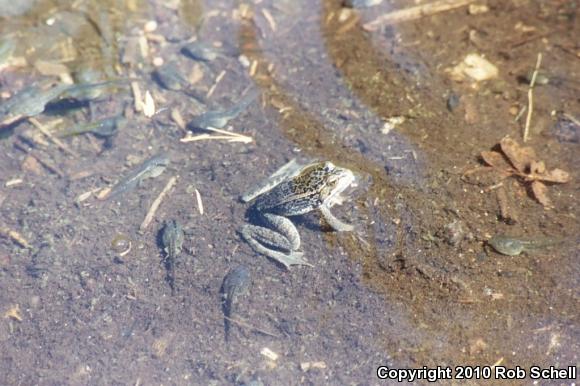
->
[464,137,570,208]
[449,53,499,82]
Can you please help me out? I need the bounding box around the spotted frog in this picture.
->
[240,160,356,269]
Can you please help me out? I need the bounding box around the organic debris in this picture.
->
[523,53,542,142]
[464,137,570,208]
[4,304,22,322]
[449,53,498,82]
[363,0,476,30]
[179,126,253,144]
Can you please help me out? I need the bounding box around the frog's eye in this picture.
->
[323,162,335,173]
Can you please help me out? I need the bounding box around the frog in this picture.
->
[240,160,356,269]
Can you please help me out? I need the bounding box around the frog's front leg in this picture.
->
[320,205,354,232]
[240,213,313,269]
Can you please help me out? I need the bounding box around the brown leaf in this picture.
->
[528,167,571,184]
[541,168,571,184]
[531,181,552,207]
[462,166,510,186]
[499,137,536,173]
[21,155,43,175]
[480,151,512,170]
[529,160,546,175]
[496,185,518,224]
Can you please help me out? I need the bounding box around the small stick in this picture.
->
[28,117,77,157]
[364,0,476,30]
[180,134,251,143]
[249,60,258,77]
[562,113,580,126]
[0,114,23,127]
[523,53,542,142]
[491,357,504,368]
[139,176,178,232]
[170,109,186,131]
[224,316,280,338]
[194,188,204,215]
[0,226,31,248]
[5,178,23,187]
[514,105,527,122]
[130,78,143,112]
[29,153,64,177]
[180,128,253,144]
[206,70,226,99]
[262,9,277,32]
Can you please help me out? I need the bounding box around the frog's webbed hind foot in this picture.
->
[264,249,312,270]
[240,225,313,269]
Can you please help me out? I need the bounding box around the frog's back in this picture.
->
[254,178,321,216]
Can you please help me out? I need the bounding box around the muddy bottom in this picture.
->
[0,0,578,385]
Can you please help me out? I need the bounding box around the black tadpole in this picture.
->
[160,220,184,295]
[220,265,251,341]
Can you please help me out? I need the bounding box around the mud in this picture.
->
[0,0,578,385]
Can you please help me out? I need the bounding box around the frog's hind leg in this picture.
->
[240,224,312,269]
[242,224,296,251]
[243,237,311,269]
[262,213,301,250]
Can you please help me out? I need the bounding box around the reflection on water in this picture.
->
[1,0,578,383]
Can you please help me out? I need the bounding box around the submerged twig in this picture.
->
[206,70,226,99]
[180,126,253,144]
[29,117,77,157]
[0,226,31,248]
[224,316,280,338]
[364,0,476,30]
[194,188,204,215]
[523,53,543,142]
[139,176,178,232]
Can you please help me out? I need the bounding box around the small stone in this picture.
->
[238,54,250,67]
[144,20,158,32]
[301,361,327,371]
[381,116,405,134]
[447,93,460,112]
[442,220,465,246]
[468,4,489,15]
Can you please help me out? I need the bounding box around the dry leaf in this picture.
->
[496,185,518,224]
[531,181,552,207]
[481,151,511,170]
[469,137,571,209]
[22,155,43,175]
[189,63,204,85]
[530,160,546,175]
[539,168,571,184]
[142,90,156,118]
[499,137,536,173]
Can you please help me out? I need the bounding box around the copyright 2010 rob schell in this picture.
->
[376,365,577,383]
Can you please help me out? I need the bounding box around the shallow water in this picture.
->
[0,0,578,385]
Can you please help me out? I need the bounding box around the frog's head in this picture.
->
[319,162,355,206]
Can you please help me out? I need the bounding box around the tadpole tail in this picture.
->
[224,89,260,120]
[165,255,176,296]
[222,297,233,341]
